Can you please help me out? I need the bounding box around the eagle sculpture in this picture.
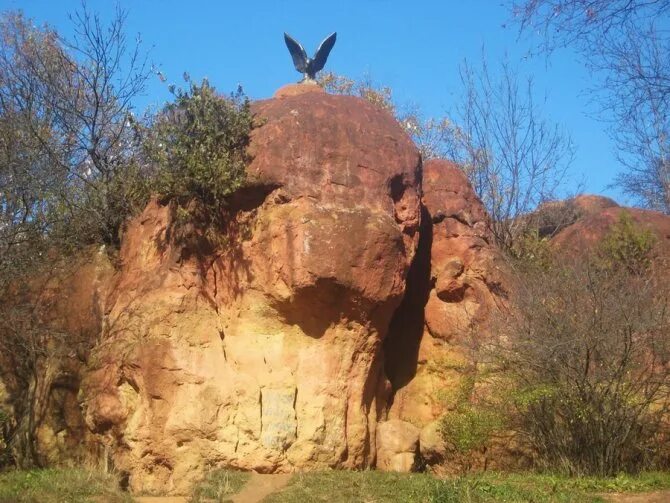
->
[284,32,337,82]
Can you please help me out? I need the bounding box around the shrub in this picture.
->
[440,406,504,456]
[144,77,253,233]
[598,210,656,275]
[438,374,506,472]
[508,229,553,269]
[482,220,670,476]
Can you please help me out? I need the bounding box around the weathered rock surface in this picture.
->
[419,420,447,465]
[375,419,420,472]
[79,89,422,493]
[386,160,506,428]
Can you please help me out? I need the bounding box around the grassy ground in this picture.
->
[189,469,250,502]
[263,470,670,503]
[0,468,132,503]
[1,468,670,502]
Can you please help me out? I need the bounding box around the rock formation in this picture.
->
[80,84,422,493]
[385,160,506,427]
[551,204,670,257]
[8,81,669,494]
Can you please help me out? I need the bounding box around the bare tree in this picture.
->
[0,4,150,467]
[606,22,670,212]
[0,5,150,247]
[480,215,670,475]
[511,0,670,212]
[511,0,670,50]
[444,57,574,253]
[318,72,455,160]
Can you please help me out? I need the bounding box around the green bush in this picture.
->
[440,406,504,455]
[598,210,656,274]
[144,77,253,230]
[509,229,553,269]
[438,375,505,460]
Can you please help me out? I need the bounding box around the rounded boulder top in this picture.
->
[249,86,421,215]
[273,82,325,98]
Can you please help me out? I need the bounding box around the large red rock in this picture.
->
[80,88,422,493]
[388,160,507,428]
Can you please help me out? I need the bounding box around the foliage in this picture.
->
[508,229,554,269]
[0,6,254,469]
[143,76,253,237]
[0,468,132,502]
[189,469,250,502]
[0,6,154,467]
[438,374,505,460]
[481,219,670,476]
[440,406,505,456]
[0,7,151,248]
[597,211,656,274]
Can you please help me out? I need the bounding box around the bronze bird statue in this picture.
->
[284,32,337,82]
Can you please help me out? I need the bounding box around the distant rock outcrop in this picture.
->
[552,205,670,257]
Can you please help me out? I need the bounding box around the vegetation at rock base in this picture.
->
[263,469,670,502]
[189,468,251,502]
[0,468,132,502]
[438,210,670,476]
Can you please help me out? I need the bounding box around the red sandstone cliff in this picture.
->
[4,84,669,494]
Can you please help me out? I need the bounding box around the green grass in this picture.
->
[0,468,132,503]
[263,470,670,503]
[189,469,250,502]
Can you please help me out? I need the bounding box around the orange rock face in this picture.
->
[80,90,422,493]
[386,160,507,429]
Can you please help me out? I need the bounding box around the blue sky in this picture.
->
[2,0,625,202]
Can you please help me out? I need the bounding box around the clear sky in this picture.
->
[1,0,627,203]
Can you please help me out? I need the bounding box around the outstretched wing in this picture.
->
[284,33,308,73]
[311,32,337,73]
